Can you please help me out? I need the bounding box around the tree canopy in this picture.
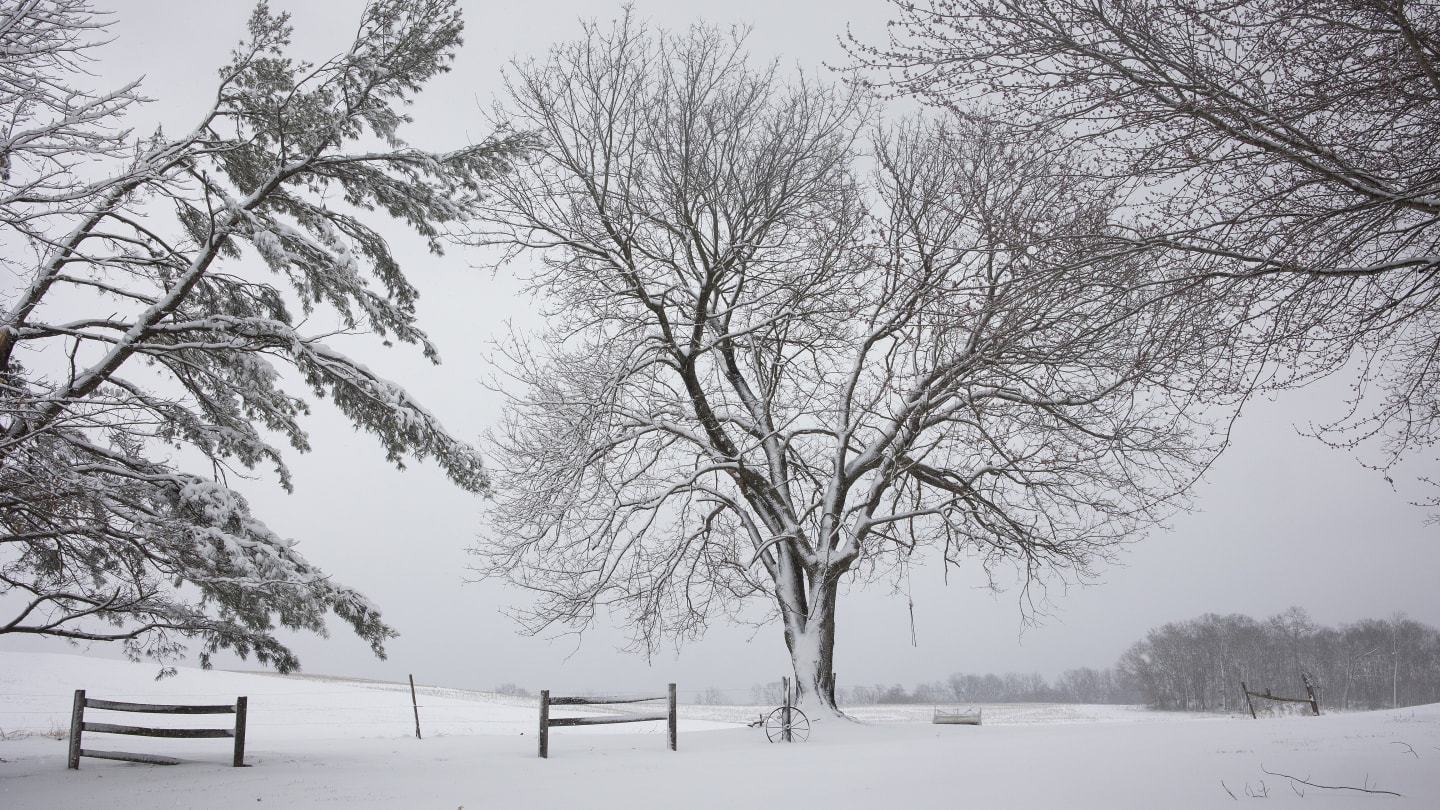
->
[468,13,1238,711]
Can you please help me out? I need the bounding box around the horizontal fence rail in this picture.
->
[1240,680,1320,718]
[538,683,676,758]
[67,689,248,768]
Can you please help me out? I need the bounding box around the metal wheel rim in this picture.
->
[763,706,810,743]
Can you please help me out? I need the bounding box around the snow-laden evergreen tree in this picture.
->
[468,15,1242,714]
[0,0,530,670]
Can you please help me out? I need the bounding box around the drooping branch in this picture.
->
[0,0,533,670]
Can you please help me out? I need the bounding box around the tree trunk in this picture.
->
[781,575,840,715]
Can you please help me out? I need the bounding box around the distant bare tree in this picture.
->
[495,682,532,697]
[693,686,732,706]
[469,13,1236,713]
[857,0,1440,493]
[1055,667,1111,704]
[752,681,786,706]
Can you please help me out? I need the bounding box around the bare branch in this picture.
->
[1261,766,1402,797]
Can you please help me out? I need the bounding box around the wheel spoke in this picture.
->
[763,707,810,742]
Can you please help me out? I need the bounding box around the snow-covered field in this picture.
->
[2,652,1437,808]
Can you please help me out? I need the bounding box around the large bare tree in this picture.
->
[0,0,529,670]
[469,14,1235,712]
[856,0,1440,490]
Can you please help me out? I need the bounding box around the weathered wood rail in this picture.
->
[538,684,676,758]
[1241,679,1320,718]
[67,689,248,768]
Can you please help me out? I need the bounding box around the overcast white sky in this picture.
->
[3,0,1437,700]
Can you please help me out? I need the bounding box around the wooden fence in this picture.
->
[1241,678,1320,718]
[67,689,249,768]
[537,684,676,758]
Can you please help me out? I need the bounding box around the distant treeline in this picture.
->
[721,608,1439,711]
[727,668,1137,707]
[1118,608,1440,712]
[840,667,1136,706]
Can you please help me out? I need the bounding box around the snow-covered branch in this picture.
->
[0,0,532,671]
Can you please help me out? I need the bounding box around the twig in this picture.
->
[1391,741,1419,759]
[1221,780,1237,800]
[1260,766,1402,797]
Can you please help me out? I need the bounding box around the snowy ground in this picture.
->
[2,652,1438,808]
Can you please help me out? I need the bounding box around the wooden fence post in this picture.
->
[232,696,248,767]
[1302,672,1320,716]
[1241,681,1257,719]
[781,676,792,743]
[667,683,677,752]
[538,690,550,759]
[409,674,422,739]
[67,689,85,770]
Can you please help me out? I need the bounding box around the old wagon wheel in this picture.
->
[763,706,810,743]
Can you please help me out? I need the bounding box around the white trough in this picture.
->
[932,707,982,725]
